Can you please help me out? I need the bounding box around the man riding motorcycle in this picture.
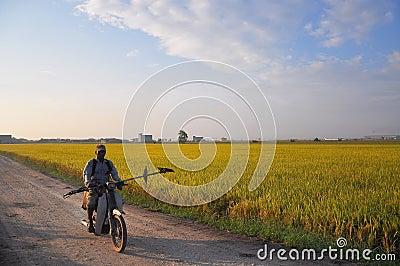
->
[83,144,122,233]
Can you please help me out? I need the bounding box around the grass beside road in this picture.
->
[1,141,399,258]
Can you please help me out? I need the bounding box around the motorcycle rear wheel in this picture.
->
[111,215,127,253]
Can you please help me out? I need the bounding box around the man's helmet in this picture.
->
[95,144,106,154]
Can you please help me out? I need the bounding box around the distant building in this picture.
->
[0,135,12,144]
[323,137,343,141]
[221,137,228,142]
[364,135,399,140]
[100,138,122,143]
[193,136,203,143]
[139,133,153,143]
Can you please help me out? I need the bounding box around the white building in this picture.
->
[0,135,12,144]
[364,135,399,140]
[193,136,203,143]
[138,133,153,143]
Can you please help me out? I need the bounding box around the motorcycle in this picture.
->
[63,167,174,253]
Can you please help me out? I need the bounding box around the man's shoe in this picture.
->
[88,224,95,233]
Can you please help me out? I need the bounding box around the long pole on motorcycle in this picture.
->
[121,167,174,184]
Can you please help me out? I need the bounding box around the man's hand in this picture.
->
[117,182,124,190]
[85,181,95,188]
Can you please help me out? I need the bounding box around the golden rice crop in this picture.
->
[0,141,399,253]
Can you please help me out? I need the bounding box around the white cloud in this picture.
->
[306,0,394,47]
[304,22,312,32]
[39,70,56,76]
[147,63,159,68]
[75,0,311,70]
[262,52,398,100]
[384,11,394,22]
[387,50,400,65]
[126,49,139,57]
[75,0,129,29]
[381,50,400,73]
[259,54,400,138]
[74,0,399,138]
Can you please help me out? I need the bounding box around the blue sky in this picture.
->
[0,0,399,140]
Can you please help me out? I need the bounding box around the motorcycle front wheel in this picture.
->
[111,215,127,253]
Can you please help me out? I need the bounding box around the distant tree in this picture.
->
[178,130,188,143]
[314,137,320,142]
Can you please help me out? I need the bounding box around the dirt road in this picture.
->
[0,155,350,265]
